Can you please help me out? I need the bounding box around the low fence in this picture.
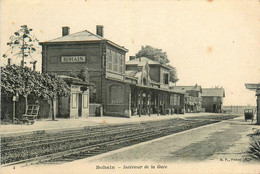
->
[1,95,51,121]
[222,106,256,115]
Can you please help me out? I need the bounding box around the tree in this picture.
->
[2,25,40,67]
[69,66,90,82]
[167,64,179,83]
[135,45,178,83]
[1,65,70,121]
[1,65,39,109]
[136,45,169,64]
[38,73,70,120]
[69,67,96,102]
[78,67,90,82]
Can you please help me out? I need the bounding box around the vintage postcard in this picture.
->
[1,0,260,174]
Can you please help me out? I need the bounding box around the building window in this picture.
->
[119,54,124,73]
[107,50,123,73]
[163,74,169,85]
[143,77,147,85]
[173,94,180,105]
[213,97,217,102]
[106,49,124,74]
[72,93,77,108]
[106,49,112,71]
[83,94,88,108]
[109,85,123,104]
[170,95,174,105]
[112,51,118,72]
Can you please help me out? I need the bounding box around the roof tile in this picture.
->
[48,30,104,42]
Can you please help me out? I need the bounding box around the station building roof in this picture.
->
[245,83,260,91]
[170,85,202,93]
[202,88,225,97]
[40,29,128,52]
[126,57,171,69]
[59,75,93,86]
[126,57,160,65]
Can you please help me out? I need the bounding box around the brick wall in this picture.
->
[202,96,223,112]
[43,44,102,74]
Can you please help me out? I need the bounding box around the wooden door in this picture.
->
[78,93,82,117]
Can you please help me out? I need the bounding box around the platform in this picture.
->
[1,113,235,137]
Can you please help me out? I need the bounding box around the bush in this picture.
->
[247,140,260,160]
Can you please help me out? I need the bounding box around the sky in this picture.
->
[1,0,260,106]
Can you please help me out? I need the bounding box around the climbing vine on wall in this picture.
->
[1,65,70,120]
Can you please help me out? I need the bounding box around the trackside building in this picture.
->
[201,87,225,113]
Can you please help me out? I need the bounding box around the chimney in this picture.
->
[62,26,70,36]
[129,56,136,60]
[96,25,104,37]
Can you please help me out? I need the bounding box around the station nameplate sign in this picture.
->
[61,56,86,63]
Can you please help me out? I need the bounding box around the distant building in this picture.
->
[201,87,225,113]
[169,84,202,113]
[222,105,256,115]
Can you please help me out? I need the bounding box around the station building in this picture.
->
[201,87,225,113]
[40,26,185,117]
[170,84,202,113]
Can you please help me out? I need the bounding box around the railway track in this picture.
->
[1,115,238,166]
[1,118,186,146]
[2,118,195,149]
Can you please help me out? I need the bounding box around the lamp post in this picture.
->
[138,93,141,117]
[147,94,150,116]
[21,32,25,67]
[30,60,37,71]
[142,92,146,116]
[8,58,11,65]
[12,93,19,123]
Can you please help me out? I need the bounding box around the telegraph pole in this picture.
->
[21,33,25,67]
